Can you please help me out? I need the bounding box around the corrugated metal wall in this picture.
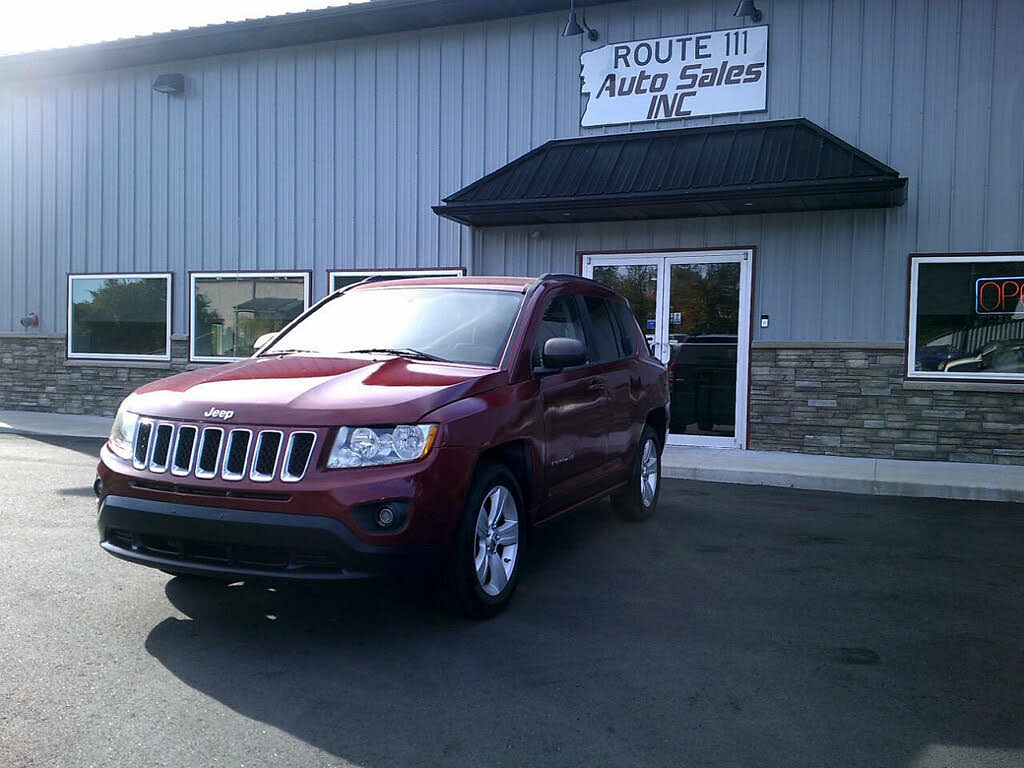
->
[0,0,1022,341]
[477,0,1024,342]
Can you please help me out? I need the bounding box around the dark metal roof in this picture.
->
[433,119,909,227]
[0,0,619,83]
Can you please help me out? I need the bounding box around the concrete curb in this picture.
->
[0,410,111,440]
[662,450,1024,504]
[661,464,1024,503]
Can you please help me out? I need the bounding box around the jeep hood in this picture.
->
[128,355,506,426]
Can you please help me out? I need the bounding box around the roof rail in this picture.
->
[331,274,400,294]
[535,272,604,286]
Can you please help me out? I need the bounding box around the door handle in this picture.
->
[587,379,607,393]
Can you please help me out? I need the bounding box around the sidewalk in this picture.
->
[0,408,112,439]
[662,446,1024,504]
[2,408,1022,503]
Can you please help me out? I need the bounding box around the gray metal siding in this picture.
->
[0,0,1022,341]
[479,0,1024,342]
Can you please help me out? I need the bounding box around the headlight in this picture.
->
[108,404,139,460]
[326,424,438,469]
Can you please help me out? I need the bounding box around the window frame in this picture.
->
[66,272,173,362]
[607,298,641,358]
[326,268,466,294]
[906,252,1024,382]
[531,292,592,374]
[581,294,626,363]
[189,271,312,363]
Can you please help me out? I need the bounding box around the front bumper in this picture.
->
[98,494,431,580]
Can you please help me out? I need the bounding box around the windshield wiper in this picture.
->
[342,347,448,362]
[264,348,318,356]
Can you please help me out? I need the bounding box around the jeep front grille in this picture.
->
[132,421,318,483]
[150,424,174,473]
[195,428,224,479]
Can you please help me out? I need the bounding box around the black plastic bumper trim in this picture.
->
[98,494,423,580]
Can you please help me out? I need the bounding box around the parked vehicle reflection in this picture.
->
[668,335,737,436]
[943,339,1024,373]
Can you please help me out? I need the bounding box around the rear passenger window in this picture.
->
[583,296,621,363]
[533,295,587,367]
[608,301,638,356]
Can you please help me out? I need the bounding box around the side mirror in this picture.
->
[253,332,277,353]
[541,337,588,370]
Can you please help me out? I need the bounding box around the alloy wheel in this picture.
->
[473,485,519,596]
[640,438,659,508]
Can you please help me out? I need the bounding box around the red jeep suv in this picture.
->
[96,274,669,617]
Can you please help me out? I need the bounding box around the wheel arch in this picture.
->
[645,406,667,449]
[474,439,538,526]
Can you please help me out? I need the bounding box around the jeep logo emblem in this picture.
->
[203,407,235,421]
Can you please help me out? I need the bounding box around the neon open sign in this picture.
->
[976,276,1024,314]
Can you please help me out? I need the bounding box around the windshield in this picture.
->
[263,287,523,366]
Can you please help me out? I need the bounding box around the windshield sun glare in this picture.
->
[264,288,523,367]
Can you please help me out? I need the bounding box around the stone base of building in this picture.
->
[4,336,1024,466]
[749,344,1024,466]
[0,335,190,417]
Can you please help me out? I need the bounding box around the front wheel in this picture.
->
[442,462,523,619]
[612,425,662,521]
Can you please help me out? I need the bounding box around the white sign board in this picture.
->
[580,26,768,128]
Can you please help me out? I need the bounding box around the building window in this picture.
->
[328,268,464,293]
[190,272,310,362]
[67,273,172,361]
[908,253,1024,380]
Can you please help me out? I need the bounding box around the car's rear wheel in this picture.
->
[443,462,523,619]
[612,425,662,521]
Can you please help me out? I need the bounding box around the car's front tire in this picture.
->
[442,462,523,619]
[612,425,662,521]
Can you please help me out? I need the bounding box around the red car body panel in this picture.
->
[96,275,669,579]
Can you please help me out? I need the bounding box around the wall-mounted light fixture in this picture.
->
[19,312,39,328]
[563,0,599,41]
[733,0,763,23]
[152,73,185,95]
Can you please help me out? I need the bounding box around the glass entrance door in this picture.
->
[584,250,752,449]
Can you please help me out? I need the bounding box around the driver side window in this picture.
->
[532,295,587,368]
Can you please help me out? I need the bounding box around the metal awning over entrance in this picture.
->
[433,118,908,227]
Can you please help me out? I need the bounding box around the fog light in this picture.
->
[377,506,396,527]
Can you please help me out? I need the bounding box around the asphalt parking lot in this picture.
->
[1,433,1022,768]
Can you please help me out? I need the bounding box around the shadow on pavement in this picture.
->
[9,434,105,459]
[144,481,1024,768]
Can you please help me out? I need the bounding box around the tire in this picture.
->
[442,462,524,619]
[612,425,662,521]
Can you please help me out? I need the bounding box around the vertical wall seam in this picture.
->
[947,0,963,250]
[115,78,121,272]
[825,0,833,128]
[796,0,803,115]
[856,0,866,146]
[292,55,298,274]
[913,0,928,253]
[980,0,996,250]
[885,0,896,163]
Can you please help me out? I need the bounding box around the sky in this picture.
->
[0,1,364,56]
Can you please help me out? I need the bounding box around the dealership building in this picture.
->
[1,0,1022,465]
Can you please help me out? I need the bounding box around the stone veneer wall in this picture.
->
[0,335,191,417]
[749,344,1024,465]
[5,335,1024,466]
